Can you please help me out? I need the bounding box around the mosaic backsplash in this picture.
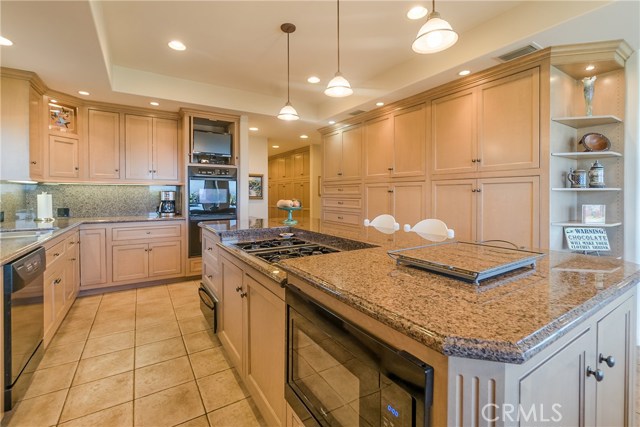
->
[0,182,181,221]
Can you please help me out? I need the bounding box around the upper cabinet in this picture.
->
[48,135,80,179]
[292,151,310,178]
[125,115,179,182]
[432,67,540,175]
[88,109,120,180]
[323,124,362,181]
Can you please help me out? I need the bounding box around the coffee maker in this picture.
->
[158,191,177,217]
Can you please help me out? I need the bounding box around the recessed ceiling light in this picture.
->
[249,127,259,131]
[585,64,595,71]
[272,145,280,148]
[0,36,13,46]
[407,6,428,20]
[307,76,320,84]
[168,40,186,51]
[376,102,384,107]
[149,101,160,106]
[50,99,58,103]
[458,70,471,76]
[300,134,309,139]
[328,120,336,125]
[78,91,90,96]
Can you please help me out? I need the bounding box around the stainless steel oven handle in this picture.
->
[198,287,216,310]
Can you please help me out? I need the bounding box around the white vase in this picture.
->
[582,76,597,116]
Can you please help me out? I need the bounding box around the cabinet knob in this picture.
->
[146,231,151,234]
[586,366,605,382]
[54,253,60,257]
[337,216,344,220]
[31,161,37,165]
[476,158,482,163]
[207,275,213,279]
[149,170,153,174]
[239,291,247,298]
[337,172,343,176]
[74,167,79,170]
[387,167,394,171]
[337,201,344,205]
[476,188,482,193]
[337,188,343,192]
[471,189,477,193]
[387,189,394,193]
[69,258,76,261]
[471,159,477,163]
[115,169,119,172]
[53,278,62,285]
[207,247,213,251]
[235,286,242,292]
[599,353,616,368]
[148,248,152,252]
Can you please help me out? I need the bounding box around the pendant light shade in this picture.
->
[278,23,299,121]
[325,0,352,97]
[412,0,458,54]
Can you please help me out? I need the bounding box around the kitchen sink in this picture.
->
[0,228,58,239]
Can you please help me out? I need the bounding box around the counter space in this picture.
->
[0,215,185,265]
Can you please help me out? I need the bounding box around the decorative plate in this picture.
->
[579,133,611,151]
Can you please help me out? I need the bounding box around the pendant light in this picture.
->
[325,0,353,97]
[278,23,299,121]
[412,0,458,54]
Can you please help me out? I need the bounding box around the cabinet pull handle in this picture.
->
[146,231,151,234]
[599,353,616,368]
[239,291,247,298]
[235,286,242,292]
[337,216,344,220]
[586,366,604,381]
[53,278,62,285]
[337,201,344,205]
[69,258,76,261]
[337,188,343,192]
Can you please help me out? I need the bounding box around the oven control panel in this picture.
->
[188,166,236,178]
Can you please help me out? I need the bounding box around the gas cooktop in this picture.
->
[234,237,339,264]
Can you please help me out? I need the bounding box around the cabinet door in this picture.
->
[393,182,425,230]
[477,176,539,249]
[478,68,540,172]
[393,105,426,178]
[43,264,64,336]
[277,182,294,219]
[64,235,79,304]
[364,184,392,222]
[152,118,179,181]
[245,274,286,425]
[148,240,182,277]
[268,182,278,219]
[112,243,148,282]
[364,115,393,179]
[80,228,107,286]
[88,110,120,180]
[294,181,310,211]
[273,157,286,180]
[292,151,310,178]
[341,125,362,180]
[219,257,244,372]
[29,88,43,179]
[125,115,153,180]
[431,89,477,175]
[48,135,79,178]
[519,328,596,427]
[323,131,343,181]
[595,297,634,427]
[431,180,476,243]
[268,159,279,181]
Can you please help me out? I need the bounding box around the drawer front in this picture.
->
[112,224,182,241]
[323,184,362,197]
[65,233,79,251]
[46,240,66,267]
[202,234,219,265]
[203,261,220,297]
[323,211,361,226]
[322,198,362,210]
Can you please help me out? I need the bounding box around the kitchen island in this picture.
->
[202,220,639,426]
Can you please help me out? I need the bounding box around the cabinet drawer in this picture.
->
[202,261,220,297]
[112,224,181,241]
[202,234,219,265]
[322,198,362,210]
[323,184,362,197]
[323,211,361,226]
[46,240,66,267]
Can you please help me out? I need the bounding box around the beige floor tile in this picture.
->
[49,327,91,347]
[136,299,175,313]
[95,304,136,321]
[137,285,170,302]
[135,355,194,398]
[60,371,133,422]
[183,329,220,354]
[135,319,181,346]
[174,302,203,320]
[72,294,103,307]
[179,315,212,335]
[89,316,136,339]
[175,415,211,427]
[39,341,85,369]
[136,312,176,329]
[99,289,137,307]
[73,348,134,385]
[58,401,133,427]
[82,330,135,359]
[61,307,98,324]
[197,369,249,413]
[134,381,205,427]
[189,347,231,379]
[16,361,77,400]
[135,336,186,368]
[207,398,263,427]
[3,389,67,427]
[171,293,200,307]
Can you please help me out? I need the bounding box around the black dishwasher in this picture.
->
[3,247,46,410]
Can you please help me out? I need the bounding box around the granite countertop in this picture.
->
[1,215,185,265]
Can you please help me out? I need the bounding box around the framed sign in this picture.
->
[248,174,263,199]
[564,227,610,252]
[48,101,77,133]
[582,204,606,224]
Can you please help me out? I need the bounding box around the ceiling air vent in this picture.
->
[497,43,541,62]
[349,109,366,116]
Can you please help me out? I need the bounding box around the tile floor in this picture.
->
[3,280,266,427]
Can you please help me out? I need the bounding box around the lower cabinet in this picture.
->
[219,252,285,426]
[79,228,107,286]
[112,240,181,282]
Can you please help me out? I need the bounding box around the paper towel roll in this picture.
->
[36,192,53,221]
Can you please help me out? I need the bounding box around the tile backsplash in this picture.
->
[0,182,181,221]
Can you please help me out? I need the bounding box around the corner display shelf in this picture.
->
[551,151,622,160]
[551,115,622,128]
[551,187,622,192]
[551,221,622,228]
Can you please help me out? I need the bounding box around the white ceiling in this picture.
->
[1,1,638,156]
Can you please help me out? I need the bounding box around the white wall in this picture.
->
[247,136,268,219]
[624,50,639,265]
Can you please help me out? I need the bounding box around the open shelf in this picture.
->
[551,221,622,228]
[551,115,622,128]
[551,151,622,160]
[552,187,621,192]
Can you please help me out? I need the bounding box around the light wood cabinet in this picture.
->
[148,240,182,277]
[219,255,244,370]
[48,135,79,179]
[323,124,362,181]
[432,176,540,249]
[80,228,107,287]
[28,87,44,179]
[88,109,120,180]
[364,182,426,229]
[44,263,66,339]
[125,115,178,181]
[364,115,393,179]
[63,233,80,305]
[292,151,310,178]
[269,147,312,221]
[112,240,181,282]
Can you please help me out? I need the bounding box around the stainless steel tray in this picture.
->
[388,241,545,284]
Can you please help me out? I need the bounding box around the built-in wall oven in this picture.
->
[187,165,237,257]
[286,285,434,427]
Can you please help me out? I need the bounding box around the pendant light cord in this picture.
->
[286,32,291,102]
[432,0,436,13]
[336,0,341,72]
